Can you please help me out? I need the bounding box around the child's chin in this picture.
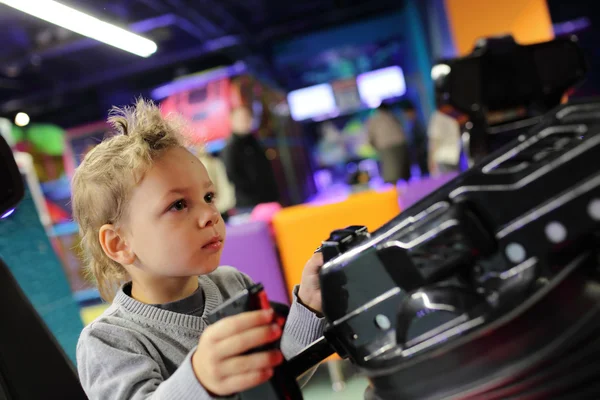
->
[193,262,219,275]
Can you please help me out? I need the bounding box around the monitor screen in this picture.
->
[357,66,407,108]
[287,83,338,121]
[331,79,362,114]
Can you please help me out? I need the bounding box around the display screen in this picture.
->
[357,66,407,108]
[332,79,362,114]
[313,111,377,168]
[287,83,338,121]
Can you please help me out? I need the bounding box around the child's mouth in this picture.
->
[202,238,223,251]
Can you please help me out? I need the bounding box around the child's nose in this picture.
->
[198,207,219,228]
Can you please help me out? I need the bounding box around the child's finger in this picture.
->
[206,309,273,342]
[219,350,283,376]
[221,368,274,394]
[313,251,324,264]
[308,252,324,267]
[215,323,281,359]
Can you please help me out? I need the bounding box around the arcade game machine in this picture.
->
[196,33,600,400]
[156,64,316,207]
[284,35,600,399]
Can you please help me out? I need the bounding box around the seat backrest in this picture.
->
[0,258,87,400]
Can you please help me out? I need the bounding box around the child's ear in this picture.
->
[99,224,135,265]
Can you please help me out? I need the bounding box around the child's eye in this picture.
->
[204,192,216,204]
[168,199,188,212]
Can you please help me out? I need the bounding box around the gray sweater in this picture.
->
[77,266,326,400]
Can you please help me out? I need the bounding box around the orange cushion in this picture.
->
[272,188,401,296]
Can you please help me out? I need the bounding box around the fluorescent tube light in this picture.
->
[0,0,158,57]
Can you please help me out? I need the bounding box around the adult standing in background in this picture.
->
[404,102,429,177]
[222,105,279,213]
[427,107,462,175]
[367,102,411,183]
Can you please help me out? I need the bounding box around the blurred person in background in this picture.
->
[404,102,429,177]
[367,102,411,183]
[222,106,279,213]
[427,106,461,175]
[195,146,236,221]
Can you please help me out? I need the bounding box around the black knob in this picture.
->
[318,225,370,263]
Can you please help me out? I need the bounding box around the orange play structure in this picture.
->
[444,0,554,56]
[272,188,401,297]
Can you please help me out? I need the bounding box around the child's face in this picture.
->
[124,147,226,278]
[230,107,253,134]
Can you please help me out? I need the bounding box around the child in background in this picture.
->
[195,145,236,221]
[72,99,325,400]
[427,108,461,175]
[222,106,279,212]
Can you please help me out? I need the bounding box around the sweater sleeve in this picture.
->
[77,325,221,400]
[280,286,326,360]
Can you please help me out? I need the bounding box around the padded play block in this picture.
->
[220,220,289,304]
[272,188,401,296]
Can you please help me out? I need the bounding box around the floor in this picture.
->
[301,361,369,400]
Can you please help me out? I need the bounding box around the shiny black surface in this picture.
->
[437,34,588,163]
[438,36,587,114]
[312,99,600,399]
[366,251,600,399]
[0,136,23,217]
[0,259,87,399]
[396,285,489,351]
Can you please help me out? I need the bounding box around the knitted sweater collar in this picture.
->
[112,275,222,331]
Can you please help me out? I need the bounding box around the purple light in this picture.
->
[553,17,591,36]
[1,208,15,219]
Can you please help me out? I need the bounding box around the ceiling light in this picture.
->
[0,0,157,57]
[15,112,30,127]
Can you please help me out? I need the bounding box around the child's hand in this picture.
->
[298,252,325,316]
[193,309,284,396]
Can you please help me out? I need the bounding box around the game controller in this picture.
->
[207,283,303,400]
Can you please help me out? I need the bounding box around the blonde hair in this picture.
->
[71,98,188,302]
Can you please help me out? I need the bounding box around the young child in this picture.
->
[73,99,326,400]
